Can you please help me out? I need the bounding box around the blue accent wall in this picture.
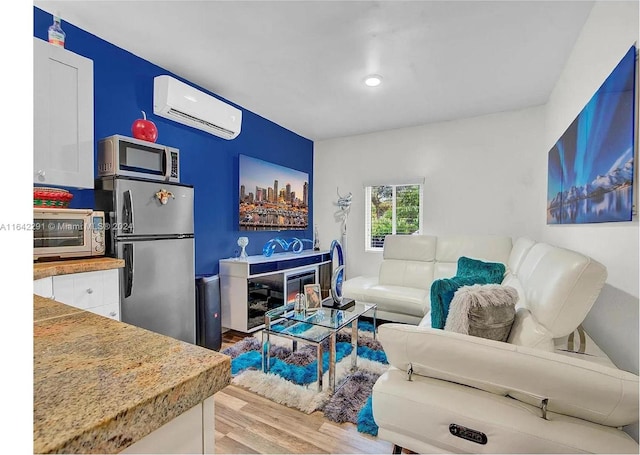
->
[34,7,314,276]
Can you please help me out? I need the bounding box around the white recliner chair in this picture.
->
[372,238,639,453]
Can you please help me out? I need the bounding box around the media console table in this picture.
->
[219,250,331,333]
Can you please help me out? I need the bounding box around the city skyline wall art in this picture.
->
[547,45,637,224]
[239,154,309,231]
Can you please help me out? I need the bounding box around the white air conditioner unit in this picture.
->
[153,75,242,140]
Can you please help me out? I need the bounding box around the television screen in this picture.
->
[239,154,309,231]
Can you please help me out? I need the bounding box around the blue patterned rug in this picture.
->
[222,321,387,436]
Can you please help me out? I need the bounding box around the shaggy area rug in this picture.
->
[222,322,388,436]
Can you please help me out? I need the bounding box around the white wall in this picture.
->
[314,105,545,279]
[542,0,639,297]
[542,2,639,438]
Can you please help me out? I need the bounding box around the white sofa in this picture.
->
[343,234,513,324]
[347,235,639,453]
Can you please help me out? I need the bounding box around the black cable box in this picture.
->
[321,297,355,311]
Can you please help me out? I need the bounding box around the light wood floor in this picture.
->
[214,330,393,454]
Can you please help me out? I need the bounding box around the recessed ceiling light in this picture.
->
[364,74,383,87]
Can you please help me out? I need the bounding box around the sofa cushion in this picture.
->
[418,311,431,327]
[430,276,489,329]
[378,323,640,427]
[501,271,527,309]
[435,235,512,265]
[507,237,536,275]
[382,235,437,262]
[444,284,517,342]
[379,259,434,289]
[342,275,378,302]
[456,256,506,284]
[433,262,457,280]
[357,284,428,317]
[507,307,554,351]
[516,243,607,338]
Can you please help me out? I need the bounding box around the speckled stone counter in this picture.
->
[34,257,125,280]
[34,295,231,454]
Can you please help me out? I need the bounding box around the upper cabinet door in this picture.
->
[34,38,94,189]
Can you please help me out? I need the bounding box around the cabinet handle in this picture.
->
[86,288,93,294]
[109,311,116,317]
[37,170,46,177]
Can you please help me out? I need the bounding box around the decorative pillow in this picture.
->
[456,256,506,284]
[430,276,489,329]
[444,284,517,342]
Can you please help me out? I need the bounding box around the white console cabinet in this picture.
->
[219,250,331,332]
[34,269,120,321]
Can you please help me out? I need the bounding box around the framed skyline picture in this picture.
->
[239,154,309,231]
[547,45,636,224]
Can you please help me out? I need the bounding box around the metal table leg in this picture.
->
[262,330,270,373]
[329,332,336,391]
[351,318,358,370]
[316,342,323,392]
[373,307,377,340]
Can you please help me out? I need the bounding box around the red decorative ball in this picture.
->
[132,110,158,142]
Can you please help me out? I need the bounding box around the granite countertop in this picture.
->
[34,257,125,280]
[33,295,231,454]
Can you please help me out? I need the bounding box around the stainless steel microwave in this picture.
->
[34,208,106,261]
[98,135,180,182]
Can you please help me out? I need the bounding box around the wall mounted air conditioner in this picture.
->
[153,75,242,140]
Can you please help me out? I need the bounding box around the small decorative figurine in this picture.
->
[155,189,174,205]
[237,236,249,260]
[294,293,306,314]
[313,224,320,251]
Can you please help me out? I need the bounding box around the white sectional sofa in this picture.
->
[343,234,513,324]
[344,235,639,453]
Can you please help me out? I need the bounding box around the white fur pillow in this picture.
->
[444,284,518,342]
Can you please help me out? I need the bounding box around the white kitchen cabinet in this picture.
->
[121,396,215,454]
[52,269,120,320]
[34,270,120,321]
[33,37,94,189]
[34,276,54,299]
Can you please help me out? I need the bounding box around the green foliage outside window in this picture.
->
[369,184,421,248]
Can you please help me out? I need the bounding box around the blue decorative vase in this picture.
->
[329,240,345,304]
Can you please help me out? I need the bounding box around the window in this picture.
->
[365,183,423,251]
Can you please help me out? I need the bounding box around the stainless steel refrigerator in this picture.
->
[96,176,196,344]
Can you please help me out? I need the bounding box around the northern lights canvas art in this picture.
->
[547,46,636,224]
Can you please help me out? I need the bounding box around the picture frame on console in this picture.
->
[304,284,322,311]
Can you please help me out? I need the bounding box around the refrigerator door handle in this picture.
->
[123,189,134,234]
[163,147,171,181]
[123,243,134,298]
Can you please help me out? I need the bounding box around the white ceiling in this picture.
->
[33,1,594,141]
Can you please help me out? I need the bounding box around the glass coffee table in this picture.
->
[262,301,377,392]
